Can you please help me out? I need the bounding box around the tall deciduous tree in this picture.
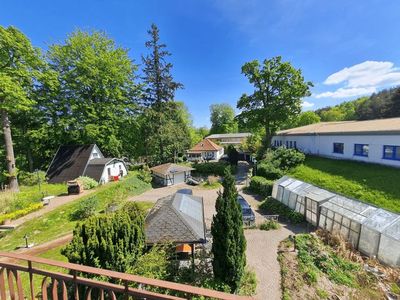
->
[47,30,140,157]
[209,103,238,134]
[141,23,183,107]
[211,168,246,292]
[237,56,312,151]
[0,26,48,190]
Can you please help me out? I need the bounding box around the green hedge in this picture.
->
[0,202,43,224]
[256,163,284,180]
[248,176,273,196]
[259,196,304,224]
[193,162,235,176]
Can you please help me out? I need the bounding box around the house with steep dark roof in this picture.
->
[46,144,128,184]
[145,192,206,246]
[150,163,194,186]
[186,138,224,162]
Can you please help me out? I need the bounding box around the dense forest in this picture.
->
[315,86,400,121]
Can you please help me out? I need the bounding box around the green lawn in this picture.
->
[0,174,152,251]
[288,156,400,213]
[0,183,67,214]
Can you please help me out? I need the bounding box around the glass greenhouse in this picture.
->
[358,209,400,259]
[272,176,400,266]
[319,195,378,248]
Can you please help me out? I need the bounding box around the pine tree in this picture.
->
[141,23,183,107]
[211,168,246,292]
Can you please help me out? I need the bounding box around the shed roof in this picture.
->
[150,163,194,175]
[47,144,98,184]
[276,117,400,136]
[188,139,223,152]
[145,193,206,244]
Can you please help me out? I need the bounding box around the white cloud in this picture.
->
[314,61,400,99]
[314,87,377,99]
[302,100,315,107]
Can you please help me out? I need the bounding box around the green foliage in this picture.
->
[128,245,170,280]
[248,176,273,196]
[211,169,246,292]
[0,202,43,224]
[76,176,98,190]
[257,162,284,180]
[237,56,312,150]
[69,196,97,220]
[193,161,235,176]
[0,183,66,214]
[283,111,321,129]
[259,219,280,231]
[237,269,258,296]
[137,165,152,183]
[62,202,145,273]
[0,173,151,251]
[295,234,360,287]
[209,103,238,134]
[259,197,305,223]
[289,156,400,213]
[18,170,47,186]
[270,147,305,170]
[226,145,239,165]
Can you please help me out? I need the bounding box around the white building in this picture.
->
[272,118,400,168]
[186,139,224,162]
[206,133,252,146]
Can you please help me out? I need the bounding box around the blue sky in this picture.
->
[2,0,400,127]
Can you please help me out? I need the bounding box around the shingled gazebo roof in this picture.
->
[145,193,206,245]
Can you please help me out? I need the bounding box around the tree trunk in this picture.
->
[1,109,19,191]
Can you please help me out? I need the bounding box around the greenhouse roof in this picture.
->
[362,209,400,233]
[383,217,400,240]
[321,196,378,224]
[305,187,335,203]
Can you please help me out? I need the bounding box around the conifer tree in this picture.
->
[62,203,145,274]
[211,168,246,292]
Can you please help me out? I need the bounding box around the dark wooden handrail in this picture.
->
[0,251,252,300]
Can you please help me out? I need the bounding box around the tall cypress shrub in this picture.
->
[211,168,246,292]
[62,202,145,274]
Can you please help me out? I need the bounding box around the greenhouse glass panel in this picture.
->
[378,217,400,266]
[359,226,380,256]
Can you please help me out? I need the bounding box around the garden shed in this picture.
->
[319,195,378,248]
[150,163,194,186]
[358,209,400,260]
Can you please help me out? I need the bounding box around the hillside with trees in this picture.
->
[315,86,400,121]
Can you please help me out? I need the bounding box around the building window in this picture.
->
[289,141,293,148]
[286,141,289,148]
[293,141,297,149]
[333,142,344,154]
[383,145,400,160]
[107,168,111,176]
[354,144,369,157]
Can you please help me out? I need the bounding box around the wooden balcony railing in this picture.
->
[0,252,252,300]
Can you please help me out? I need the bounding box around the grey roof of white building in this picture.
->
[276,117,400,136]
[145,193,206,244]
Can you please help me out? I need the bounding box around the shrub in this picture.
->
[259,196,305,223]
[238,269,257,296]
[76,176,98,190]
[193,161,235,176]
[18,170,47,186]
[69,196,97,220]
[257,162,284,180]
[62,203,145,274]
[0,202,43,224]
[259,219,280,231]
[137,165,152,183]
[248,176,273,196]
[272,147,305,170]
